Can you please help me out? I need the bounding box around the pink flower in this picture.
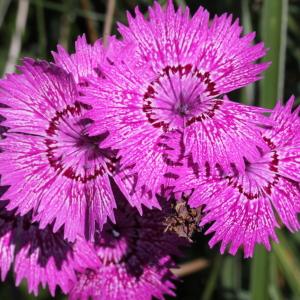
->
[52,34,141,212]
[0,203,99,296]
[69,181,186,300]
[0,59,119,241]
[0,200,14,281]
[175,96,300,258]
[84,1,271,208]
[52,35,123,88]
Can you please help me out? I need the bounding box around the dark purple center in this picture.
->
[226,138,280,200]
[143,64,220,132]
[44,102,117,183]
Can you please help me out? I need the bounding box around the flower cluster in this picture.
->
[0,0,299,298]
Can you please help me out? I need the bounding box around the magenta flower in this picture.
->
[69,181,186,300]
[52,35,104,86]
[0,204,99,296]
[52,35,139,212]
[84,1,271,207]
[0,201,14,281]
[52,35,123,88]
[0,58,120,241]
[175,96,300,258]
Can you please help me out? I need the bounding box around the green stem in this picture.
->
[259,0,288,107]
[251,246,270,300]
[240,0,254,104]
[202,256,222,300]
[273,231,300,297]
[35,0,47,58]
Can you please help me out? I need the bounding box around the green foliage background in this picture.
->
[0,0,300,299]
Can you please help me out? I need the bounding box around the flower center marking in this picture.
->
[226,138,280,200]
[143,64,221,132]
[45,102,117,183]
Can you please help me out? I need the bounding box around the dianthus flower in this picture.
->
[0,201,99,296]
[52,35,144,211]
[52,35,124,89]
[0,57,121,241]
[175,96,300,257]
[69,181,186,300]
[84,0,272,206]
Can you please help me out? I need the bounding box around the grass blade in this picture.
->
[58,0,76,50]
[4,0,30,74]
[80,0,99,43]
[269,252,284,300]
[251,246,270,300]
[273,231,300,297]
[221,255,241,293]
[259,0,288,107]
[240,0,254,104]
[251,1,288,299]
[35,0,47,58]
[103,0,116,45]
[0,0,11,28]
[202,255,222,300]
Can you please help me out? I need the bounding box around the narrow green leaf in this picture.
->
[292,231,300,245]
[240,0,254,104]
[80,0,99,43]
[202,256,222,300]
[35,0,47,58]
[259,0,288,107]
[251,246,270,300]
[251,1,288,298]
[269,252,283,300]
[58,0,76,50]
[0,0,11,28]
[221,255,241,292]
[273,231,300,297]
[4,0,30,74]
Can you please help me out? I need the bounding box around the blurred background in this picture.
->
[0,0,300,299]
